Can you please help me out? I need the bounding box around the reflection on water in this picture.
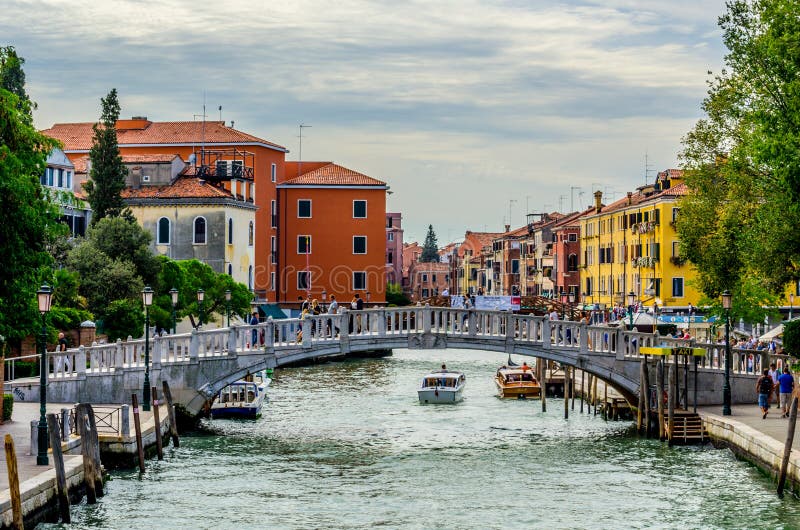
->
[46,349,800,530]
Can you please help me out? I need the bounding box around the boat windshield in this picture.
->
[504,373,535,383]
[423,377,458,388]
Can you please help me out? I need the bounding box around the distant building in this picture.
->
[386,212,404,285]
[408,261,450,300]
[42,147,91,237]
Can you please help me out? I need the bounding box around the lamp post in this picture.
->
[568,290,576,320]
[627,291,635,331]
[36,284,52,466]
[225,289,231,328]
[560,291,567,320]
[142,286,153,412]
[321,289,327,302]
[791,294,794,321]
[722,290,732,416]
[170,288,178,334]
[197,289,205,327]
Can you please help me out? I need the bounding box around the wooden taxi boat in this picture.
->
[495,364,541,399]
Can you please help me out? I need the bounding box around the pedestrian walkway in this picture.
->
[699,404,800,450]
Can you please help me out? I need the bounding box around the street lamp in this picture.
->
[627,291,636,331]
[225,289,231,328]
[568,290,576,320]
[321,289,327,302]
[722,290,732,416]
[36,284,52,466]
[197,289,205,327]
[560,291,567,320]
[142,286,154,412]
[790,294,794,321]
[169,288,178,334]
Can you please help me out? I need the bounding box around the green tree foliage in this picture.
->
[386,282,411,306]
[102,299,145,342]
[783,320,800,357]
[84,88,128,224]
[0,47,62,341]
[420,224,440,263]
[677,0,800,320]
[67,243,144,317]
[89,216,160,285]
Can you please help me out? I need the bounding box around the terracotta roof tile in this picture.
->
[121,154,181,164]
[72,156,89,174]
[121,177,233,200]
[42,121,285,151]
[282,162,386,186]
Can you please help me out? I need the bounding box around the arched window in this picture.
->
[248,221,254,246]
[567,253,578,272]
[194,217,206,244]
[228,218,233,244]
[157,217,170,245]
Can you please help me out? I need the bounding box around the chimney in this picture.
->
[593,190,602,213]
[627,191,633,205]
[505,224,510,233]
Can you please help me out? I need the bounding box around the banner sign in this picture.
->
[474,296,521,311]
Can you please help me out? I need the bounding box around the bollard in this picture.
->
[29,419,38,456]
[79,415,97,504]
[162,381,180,448]
[4,434,23,529]
[152,386,163,460]
[46,413,71,523]
[61,408,70,442]
[132,394,145,473]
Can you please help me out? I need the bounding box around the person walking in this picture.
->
[756,369,774,419]
[778,367,795,418]
[249,311,259,347]
[327,295,339,337]
[56,331,70,374]
[768,362,780,404]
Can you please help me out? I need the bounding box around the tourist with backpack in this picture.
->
[756,369,774,419]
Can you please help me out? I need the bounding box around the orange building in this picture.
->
[277,162,388,308]
[42,118,287,300]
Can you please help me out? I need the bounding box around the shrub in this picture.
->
[783,320,800,357]
[2,394,13,421]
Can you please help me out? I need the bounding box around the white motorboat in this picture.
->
[210,370,271,419]
[418,368,466,404]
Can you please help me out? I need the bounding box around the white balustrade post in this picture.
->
[189,328,199,364]
[115,338,124,367]
[152,336,162,370]
[265,318,275,353]
[423,304,432,334]
[121,404,130,436]
[378,309,386,336]
[302,318,312,349]
[468,310,477,338]
[76,346,87,377]
[542,319,551,349]
[505,314,515,340]
[228,324,238,353]
[580,322,589,353]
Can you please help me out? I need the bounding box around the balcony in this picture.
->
[195,148,255,182]
[631,220,657,234]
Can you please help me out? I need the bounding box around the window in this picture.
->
[271,163,277,183]
[271,236,277,264]
[57,168,64,188]
[511,259,520,274]
[249,221,254,246]
[353,271,366,290]
[353,200,367,218]
[270,271,276,291]
[271,200,277,228]
[672,277,684,298]
[157,217,170,245]
[298,199,311,218]
[388,232,394,241]
[297,271,309,290]
[387,217,393,228]
[47,168,54,186]
[193,217,206,244]
[672,241,680,257]
[422,288,429,298]
[568,233,577,242]
[388,252,393,264]
[298,235,311,254]
[567,254,578,272]
[585,277,593,295]
[353,236,367,254]
[422,273,428,283]
[228,218,234,244]
[228,264,233,276]
[672,207,680,222]
[432,274,437,284]
[248,266,253,290]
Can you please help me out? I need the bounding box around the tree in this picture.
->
[677,0,800,320]
[420,224,440,263]
[386,282,411,306]
[0,48,62,341]
[89,216,160,285]
[102,299,145,342]
[84,88,128,224]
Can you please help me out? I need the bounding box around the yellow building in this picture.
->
[578,170,701,311]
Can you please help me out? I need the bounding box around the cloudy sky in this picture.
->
[5,0,726,243]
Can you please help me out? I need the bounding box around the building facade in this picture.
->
[386,212,404,286]
[43,148,91,237]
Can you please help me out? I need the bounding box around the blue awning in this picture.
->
[259,304,287,320]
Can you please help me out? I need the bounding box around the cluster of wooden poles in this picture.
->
[3,381,181,529]
[535,362,611,419]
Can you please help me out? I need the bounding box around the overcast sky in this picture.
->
[5,0,726,244]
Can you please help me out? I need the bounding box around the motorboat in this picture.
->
[210,370,271,419]
[418,368,466,404]
[495,364,541,399]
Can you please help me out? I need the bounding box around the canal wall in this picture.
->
[702,412,800,496]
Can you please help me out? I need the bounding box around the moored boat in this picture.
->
[418,367,466,404]
[495,363,541,399]
[210,371,271,419]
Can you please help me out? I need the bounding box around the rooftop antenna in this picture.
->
[298,124,312,177]
[218,105,222,123]
[645,151,655,185]
[570,186,581,212]
[558,194,567,213]
[577,190,585,210]
[192,96,208,160]
[508,199,518,227]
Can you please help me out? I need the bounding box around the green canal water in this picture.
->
[45,349,800,529]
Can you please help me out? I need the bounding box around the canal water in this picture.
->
[48,349,800,529]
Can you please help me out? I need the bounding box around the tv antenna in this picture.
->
[570,186,581,212]
[298,124,312,176]
[645,151,655,185]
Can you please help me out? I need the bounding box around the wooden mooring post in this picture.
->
[603,381,608,421]
[46,414,71,523]
[162,381,180,447]
[580,371,585,413]
[643,358,651,437]
[667,363,676,445]
[152,386,163,460]
[571,367,575,411]
[657,360,665,440]
[79,415,97,504]
[593,376,598,416]
[778,394,799,497]
[563,366,569,419]
[132,394,145,474]
[637,359,645,433]
[77,404,103,496]
[4,434,24,529]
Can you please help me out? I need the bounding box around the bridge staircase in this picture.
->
[667,411,708,445]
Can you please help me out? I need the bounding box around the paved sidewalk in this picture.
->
[699,403,800,449]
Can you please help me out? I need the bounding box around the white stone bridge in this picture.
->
[7,307,768,416]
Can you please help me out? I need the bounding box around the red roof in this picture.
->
[42,121,285,151]
[121,154,181,164]
[121,177,234,200]
[281,162,386,186]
